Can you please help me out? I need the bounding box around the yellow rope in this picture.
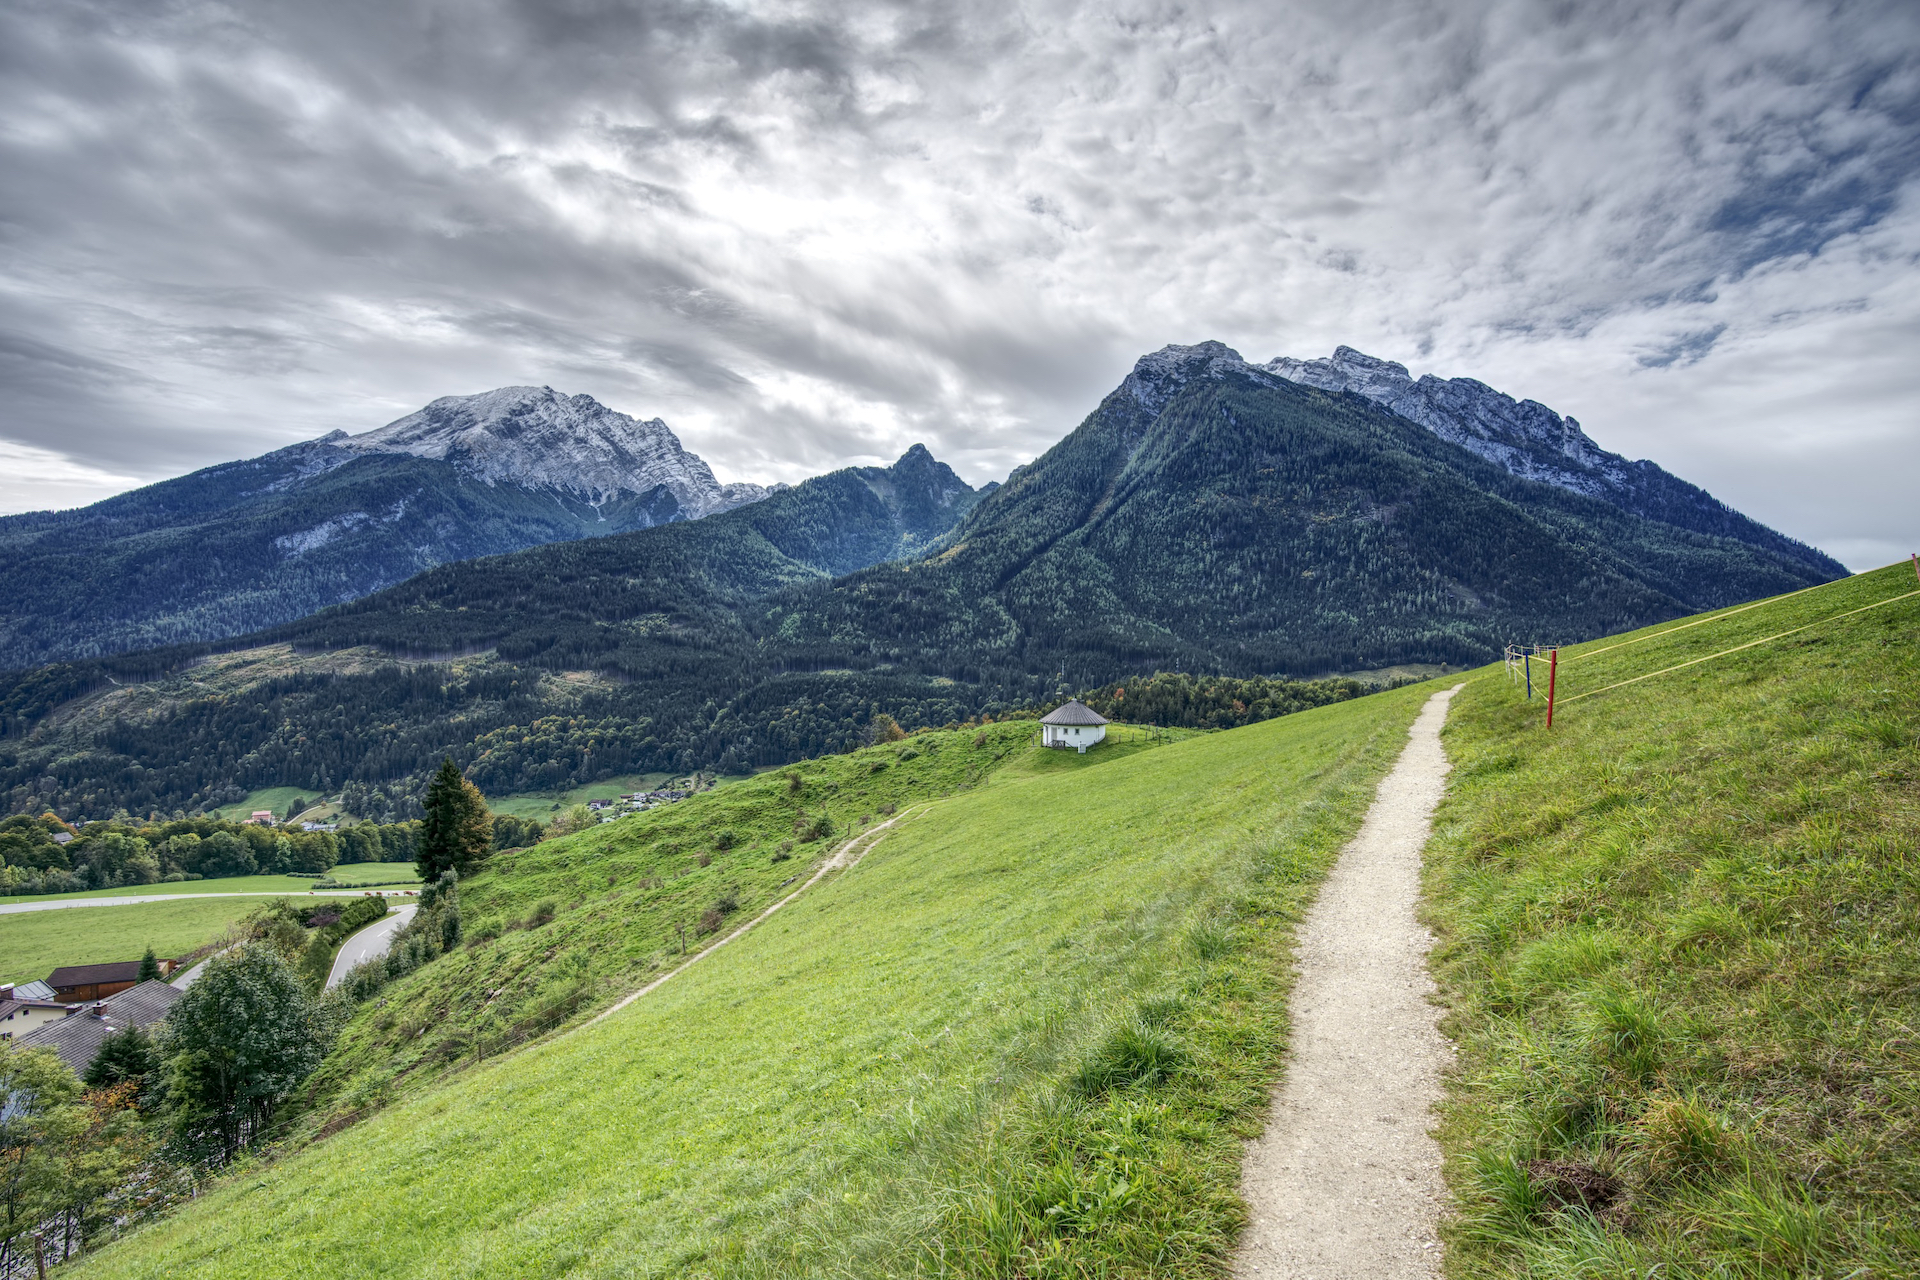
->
[1557,588,1920,705]
[1562,574,1855,664]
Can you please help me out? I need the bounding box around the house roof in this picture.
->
[13,981,181,1075]
[46,961,148,989]
[12,980,56,1001]
[1040,699,1109,727]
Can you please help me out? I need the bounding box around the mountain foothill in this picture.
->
[0,343,1844,820]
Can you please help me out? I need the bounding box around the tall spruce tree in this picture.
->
[137,946,162,983]
[418,757,492,881]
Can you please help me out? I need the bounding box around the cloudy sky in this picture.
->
[2,0,1916,568]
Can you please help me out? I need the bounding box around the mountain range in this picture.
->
[0,342,1845,818]
[0,387,775,669]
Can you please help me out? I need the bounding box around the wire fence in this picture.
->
[1508,555,1920,725]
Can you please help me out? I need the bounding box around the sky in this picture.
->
[1,0,1916,570]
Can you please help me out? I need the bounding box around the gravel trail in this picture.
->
[1234,684,1463,1279]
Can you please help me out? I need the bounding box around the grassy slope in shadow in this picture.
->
[1427,561,1920,1277]
[73,683,1433,1278]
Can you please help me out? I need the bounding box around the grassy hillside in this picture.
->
[1426,560,1920,1276]
[74,682,1432,1278]
[0,896,280,985]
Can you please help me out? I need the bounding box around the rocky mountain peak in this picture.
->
[339,386,770,517]
[1123,342,1255,416]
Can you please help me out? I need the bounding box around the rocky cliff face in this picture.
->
[1264,347,1635,499]
[1261,346,1842,576]
[336,386,771,517]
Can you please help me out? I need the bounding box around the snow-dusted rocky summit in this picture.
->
[1122,342,1841,579]
[329,386,772,518]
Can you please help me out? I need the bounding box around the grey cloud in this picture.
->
[0,0,1915,566]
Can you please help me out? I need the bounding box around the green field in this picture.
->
[0,896,295,986]
[484,772,676,820]
[1427,561,1920,1276]
[207,785,323,822]
[0,863,419,907]
[74,684,1430,1277]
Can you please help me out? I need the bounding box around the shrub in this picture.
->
[697,851,712,868]
[712,829,737,852]
[525,900,557,929]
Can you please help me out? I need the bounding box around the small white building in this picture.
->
[1040,700,1109,753]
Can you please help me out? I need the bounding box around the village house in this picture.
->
[245,809,276,825]
[1040,700,1109,752]
[46,959,175,1004]
[0,985,75,1040]
[14,981,183,1075]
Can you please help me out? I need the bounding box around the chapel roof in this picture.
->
[1040,699,1109,727]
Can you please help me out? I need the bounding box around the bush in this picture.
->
[526,900,557,929]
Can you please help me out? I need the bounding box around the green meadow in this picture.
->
[72,685,1431,1278]
[1428,561,1920,1276]
[0,896,289,985]
[0,861,420,906]
[485,772,678,820]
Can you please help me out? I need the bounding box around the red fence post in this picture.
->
[1545,648,1559,729]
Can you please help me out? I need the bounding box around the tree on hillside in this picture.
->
[417,758,493,881]
[137,946,161,983]
[156,944,330,1165]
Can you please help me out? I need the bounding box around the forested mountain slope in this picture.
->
[0,387,773,669]
[755,342,1837,685]
[0,446,988,817]
[0,344,1840,820]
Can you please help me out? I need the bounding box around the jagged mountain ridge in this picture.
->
[1264,346,1842,577]
[0,389,775,669]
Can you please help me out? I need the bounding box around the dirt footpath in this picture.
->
[1234,684,1463,1279]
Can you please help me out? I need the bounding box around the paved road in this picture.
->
[170,952,222,989]
[328,905,418,988]
[0,890,416,916]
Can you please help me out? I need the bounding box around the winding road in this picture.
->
[327,905,418,988]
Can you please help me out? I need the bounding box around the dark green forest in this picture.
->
[0,351,1840,820]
